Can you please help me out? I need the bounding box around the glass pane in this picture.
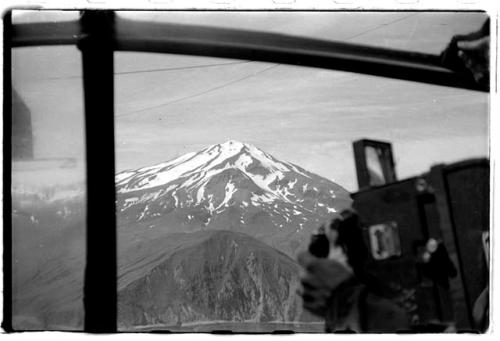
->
[10,9,489,333]
[365,146,386,186]
[11,12,86,330]
[114,13,488,332]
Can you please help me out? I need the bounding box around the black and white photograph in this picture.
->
[4,6,492,334]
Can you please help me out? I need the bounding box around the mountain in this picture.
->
[11,141,351,330]
[116,140,352,257]
[118,230,314,330]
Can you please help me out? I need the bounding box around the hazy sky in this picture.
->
[12,11,489,191]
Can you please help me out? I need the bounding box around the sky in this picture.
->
[11,11,489,191]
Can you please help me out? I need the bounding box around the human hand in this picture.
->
[441,19,489,89]
[297,251,354,316]
[457,36,489,86]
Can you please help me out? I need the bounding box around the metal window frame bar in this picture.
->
[78,11,117,332]
[4,9,488,333]
[11,13,488,91]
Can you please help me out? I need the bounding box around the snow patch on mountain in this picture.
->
[217,181,237,209]
[117,141,304,196]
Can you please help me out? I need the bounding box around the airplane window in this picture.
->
[8,10,489,333]
[11,31,86,329]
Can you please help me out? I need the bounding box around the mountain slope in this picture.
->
[12,188,85,330]
[118,230,311,329]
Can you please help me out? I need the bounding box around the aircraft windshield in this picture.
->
[9,10,489,332]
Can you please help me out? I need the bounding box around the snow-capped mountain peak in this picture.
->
[115,141,352,254]
[116,140,307,194]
